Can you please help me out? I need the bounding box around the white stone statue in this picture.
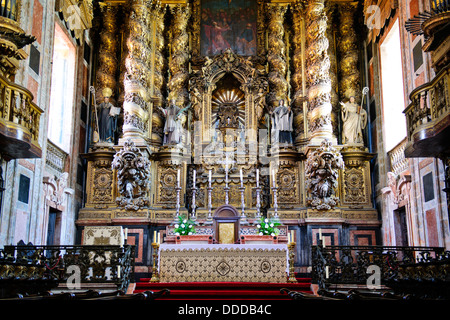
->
[159,99,189,145]
[340,96,367,145]
[271,99,293,145]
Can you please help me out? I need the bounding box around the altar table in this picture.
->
[158,244,288,283]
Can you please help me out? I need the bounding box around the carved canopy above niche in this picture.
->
[189,48,268,143]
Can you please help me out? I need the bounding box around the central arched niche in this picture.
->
[211,73,245,144]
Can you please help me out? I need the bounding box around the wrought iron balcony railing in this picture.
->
[0,244,135,294]
[0,73,43,159]
[311,244,449,291]
[403,63,450,157]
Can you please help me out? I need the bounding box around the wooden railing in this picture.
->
[0,245,135,295]
[403,63,450,141]
[0,72,42,158]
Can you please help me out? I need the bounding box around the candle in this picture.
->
[319,228,322,244]
[209,170,212,187]
[157,232,160,245]
[256,169,259,187]
[177,169,180,187]
[291,230,294,243]
[325,266,329,279]
[124,228,128,244]
[272,169,276,188]
[288,233,291,244]
[153,230,157,243]
[117,266,121,279]
[193,169,196,187]
[240,168,243,187]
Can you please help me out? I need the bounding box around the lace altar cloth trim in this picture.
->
[158,244,288,283]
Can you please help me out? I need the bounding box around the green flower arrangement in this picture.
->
[256,217,281,236]
[174,215,196,236]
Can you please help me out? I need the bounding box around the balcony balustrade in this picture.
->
[403,63,450,158]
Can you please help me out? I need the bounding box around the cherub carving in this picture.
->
[305,139,344,210]
[112,139,151,210]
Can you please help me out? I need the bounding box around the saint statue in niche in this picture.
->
[271,99,293,146]
[340,96,367,145]
[98,88,120,143]
[159,99,189,145]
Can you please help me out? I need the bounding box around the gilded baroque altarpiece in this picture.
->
[77,0,380,272]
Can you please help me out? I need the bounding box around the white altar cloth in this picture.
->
[158,244,289,283]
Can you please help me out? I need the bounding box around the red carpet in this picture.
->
[134,276,312,300]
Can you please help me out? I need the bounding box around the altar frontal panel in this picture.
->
[159,244,288,283]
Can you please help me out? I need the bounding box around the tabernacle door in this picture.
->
[213,205,240,244]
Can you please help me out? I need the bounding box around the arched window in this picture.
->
[48,22,76,153]
[379,19,407,152]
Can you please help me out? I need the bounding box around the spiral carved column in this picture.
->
[338,2,360,103]
[267,4,288,108]
[121,0,151,144]
[291,1,305,141]
[305,0,334,144]
[168,4,191,107]
[325,2,339,139]
[148,1,165,146]
[152,2,166,106]
[95,4,119,104]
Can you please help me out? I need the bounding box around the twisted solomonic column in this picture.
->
[151,1,165,105]
[325,2,339,139]
[267,4,288,108]
[168,4,191,107]
[291,0,306,142]
[305,0,334,145]
[338,2,361,103]
[121,0,151,144]
[95,3,119,104]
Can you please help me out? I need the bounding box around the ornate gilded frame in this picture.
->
[190,0,267,59]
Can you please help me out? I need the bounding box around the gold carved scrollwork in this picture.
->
[92,160,114,208]
[277,166,301,208]
[341,145,375,208]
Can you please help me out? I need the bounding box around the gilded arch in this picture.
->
[189,48,268,143]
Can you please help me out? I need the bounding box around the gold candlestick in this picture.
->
[150,242,160,283]
[287,242,297,283]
